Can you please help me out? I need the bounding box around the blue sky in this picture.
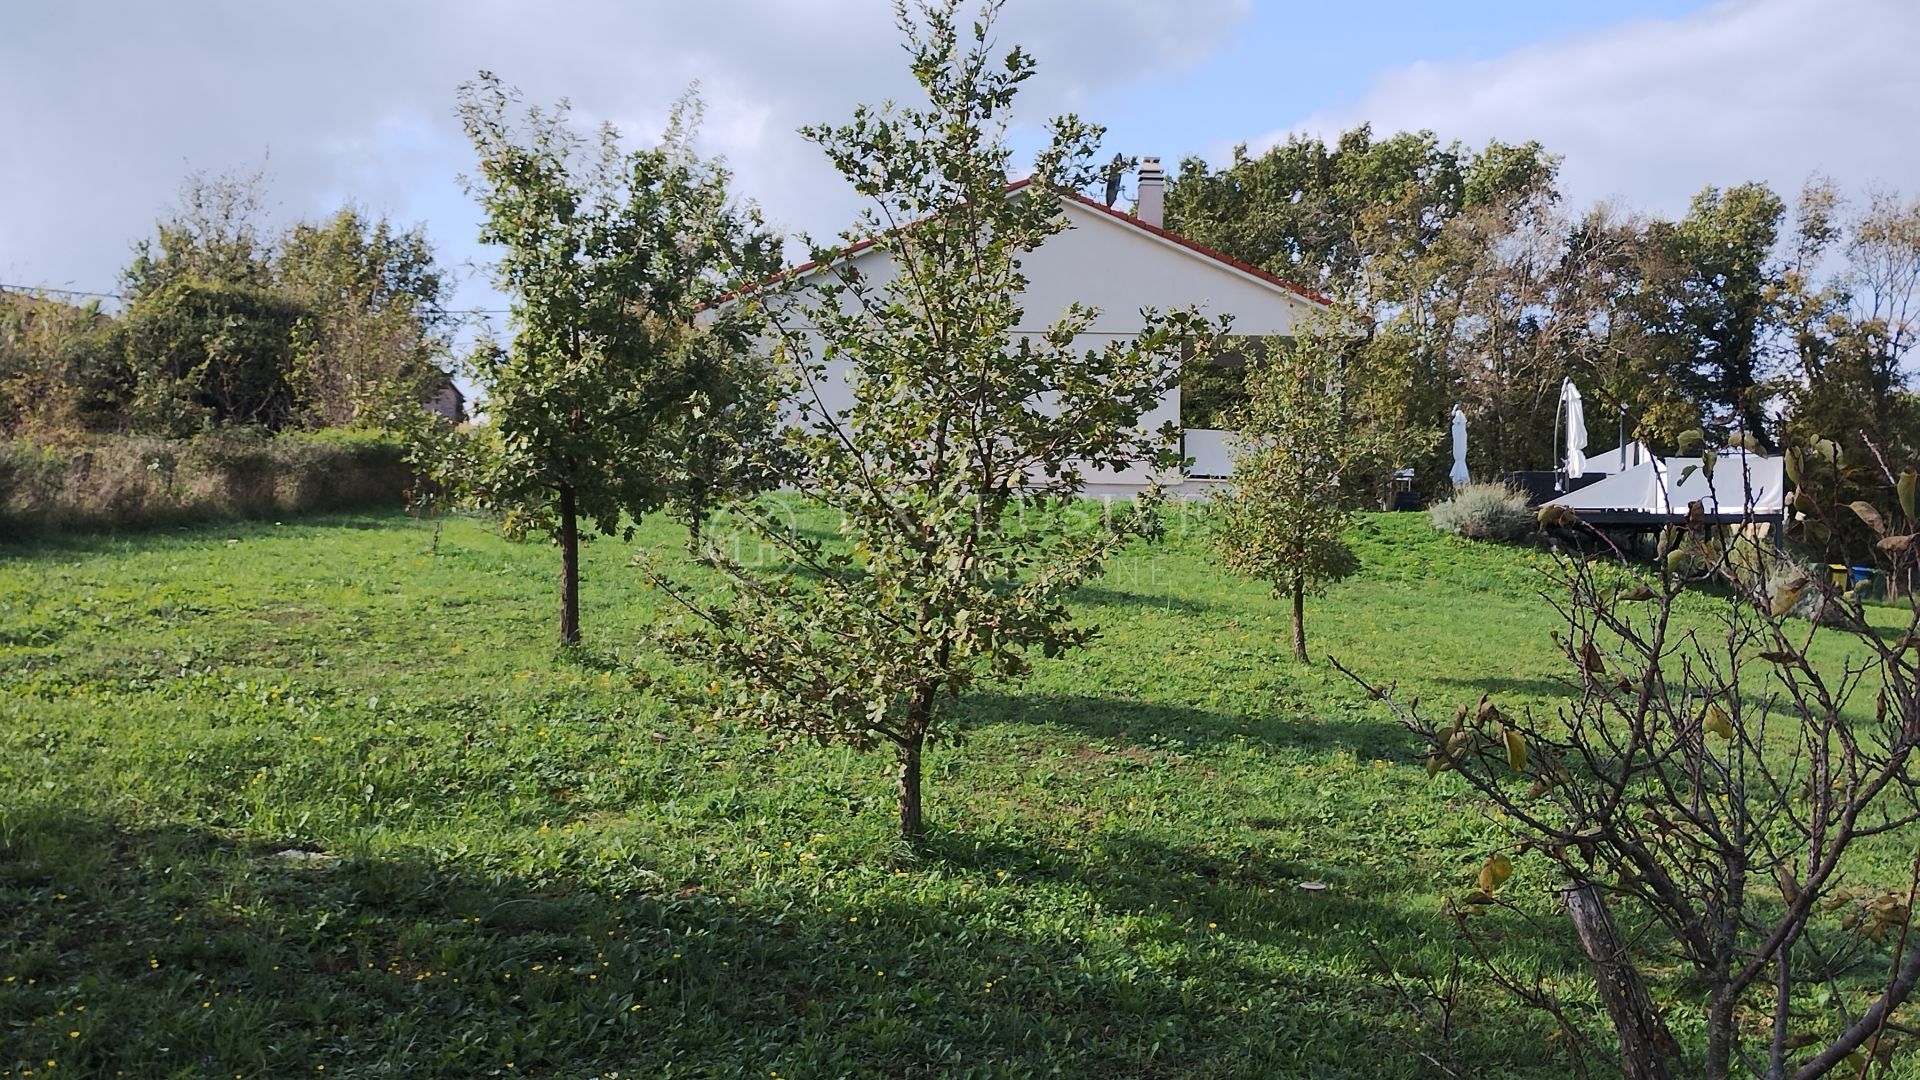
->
[1091,0,1717,165]
[2,0,1912,349]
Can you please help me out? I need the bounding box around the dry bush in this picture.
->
[0,428,411,536]
[1431,481,1536,541]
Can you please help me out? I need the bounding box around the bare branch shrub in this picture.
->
[1340,446,1920,1078]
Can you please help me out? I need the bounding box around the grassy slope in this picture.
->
[0,509,1911,1078]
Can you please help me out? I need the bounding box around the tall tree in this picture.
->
[1167,128,1560,491]
[1216,316,1386,662]
[118,170,301,434]
[1776,183,1920,560]
[1164,126,1555,299]
[0,292,121,437]
[654,0,1219,842]
[1846,188,1920,365]
[276,207,452,427]
[1551,205,1701,454]
[1663,183,1787,450]
[452,74,778,644]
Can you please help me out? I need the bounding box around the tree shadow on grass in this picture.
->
[915,825,1589,1075]
[960,690,1414,761]
[0,511,422,561]
[0,806,1581,1080]
[1429,674,1578,704]
[556,641,625,673]
[1067,583,1213,614]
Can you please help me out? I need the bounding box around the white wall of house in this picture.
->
[776,190,1320,490]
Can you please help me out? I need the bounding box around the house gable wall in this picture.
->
[781,194,1321,485]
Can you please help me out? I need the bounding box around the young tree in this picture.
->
[1215,316,1386,662]
[652,0,1219,842]
[450,73,779,644]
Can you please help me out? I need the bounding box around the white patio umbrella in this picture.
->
[1560,379,1589,479]
[1449,405,1470,487]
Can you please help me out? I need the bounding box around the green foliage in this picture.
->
[1776,183,1920,551]
[444,73,779,643]
[1664,182,1787,449]
[1162,130,1904,487]
[1216,316,1389,661]
[116,170,298,434]
[1429,482,1534,542]
[277,207,452,428]
[0,292,124,438]
[1165,125,1555,296]
[657,0,1222,840]
[2,170,457,448]
[119,277,305,433]
[105,170,458,438]
[121,168,277,297]
[1168,126,1561,494]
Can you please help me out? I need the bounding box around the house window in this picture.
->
[1180,337,1288,430]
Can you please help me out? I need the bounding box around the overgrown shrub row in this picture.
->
[0,428,412,537]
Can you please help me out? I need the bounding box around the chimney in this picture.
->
[1135,156,1164,229]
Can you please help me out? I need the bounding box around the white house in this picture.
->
[768,158,1328,493]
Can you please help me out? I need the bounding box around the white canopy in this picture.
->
[1547,451,1786,521]
[1560,380,1588,479]
[1582,440,1654,475]
[1449,405,1470,487]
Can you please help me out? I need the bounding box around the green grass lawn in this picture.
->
[0,507,1913,1078]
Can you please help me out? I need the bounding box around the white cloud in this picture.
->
[1258,0,1920,217]
[0,0,1246,305]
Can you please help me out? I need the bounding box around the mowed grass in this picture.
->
[0,506,1913,1078]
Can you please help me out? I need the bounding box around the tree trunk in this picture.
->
[1564,881,1674,1080]
[559,483,581,645]
[896,733,924,842]
[1291,573,1308,663]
